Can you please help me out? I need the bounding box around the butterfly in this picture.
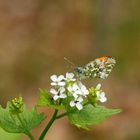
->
[64,56,116,80]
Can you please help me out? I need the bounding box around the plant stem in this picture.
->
[17,114,34,140]
[39,109,58,140]
[56,112,68,119]
[25,131,35,140]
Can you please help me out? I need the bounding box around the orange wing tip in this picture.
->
[96,56,116,63]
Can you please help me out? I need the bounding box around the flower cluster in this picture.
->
[50,72,107,110]
[10,97,23,113]
[11,97,23,109]
[89,84,107,103]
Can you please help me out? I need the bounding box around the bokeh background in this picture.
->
[0,0,140,140]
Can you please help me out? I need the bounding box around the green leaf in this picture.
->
[0,102,45,134]
[68,104,122,130]
[38,89,65,110]
[0,128,21,140]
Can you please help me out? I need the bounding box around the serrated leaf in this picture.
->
[38,89,65,110]
[68,104,122,130]
[0,102,45,134]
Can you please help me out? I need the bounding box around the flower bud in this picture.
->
[10,97,23,113]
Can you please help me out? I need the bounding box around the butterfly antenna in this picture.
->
[64,57,75,68]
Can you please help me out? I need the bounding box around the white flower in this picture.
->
[50,75,65,86]
[96,91,107,103]
[50,87,66,100]
[65,73,76,82]
[78,82,89,97]
[70,96,83,110]
[67,82,89,98]
[96,83,101,90]
[95,83,107,103]
[67,83,80,98]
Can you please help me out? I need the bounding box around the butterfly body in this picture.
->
[74,56,116,80]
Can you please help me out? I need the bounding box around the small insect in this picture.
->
[64,56,116,80]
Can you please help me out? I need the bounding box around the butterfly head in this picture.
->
[73,67,86,79]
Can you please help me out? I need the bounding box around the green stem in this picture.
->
[56,108,77,120]
[25,131,35,140]
[39,100,63,140]
[17,114,34,140]
[56,112,68,119]
[39,109,58,140]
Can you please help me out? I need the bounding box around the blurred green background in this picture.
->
[0,0,140,140]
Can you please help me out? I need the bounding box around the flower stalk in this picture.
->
[39,109,58,140]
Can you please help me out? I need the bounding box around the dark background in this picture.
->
[0,0,140,140]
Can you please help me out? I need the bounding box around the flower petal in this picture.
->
[53,95,59,101]
[58,75,65,81]
[73,93,78,99]
[51,82,57,86]
[50,88,57,95]
[81,85,86,91]
[83,90,89,96]
[60,94,67,99]
[81,85,89,95]
[76,103,83,110]
[96,84,101,90]
[58,82,65,86]
[75,90,82,95]
[100,96,107,102]
[77,96,83,102]
[66,73,74,78]
[50,75,57,81]
[96,91,101,97]
[67,86,73,92]
[59,87,65,93]
[100,92,105,97]
[73,84,79,91]
[70,101,75,107]
[66,73,75,81]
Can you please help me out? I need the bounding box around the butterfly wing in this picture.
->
[74,57,116,79]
